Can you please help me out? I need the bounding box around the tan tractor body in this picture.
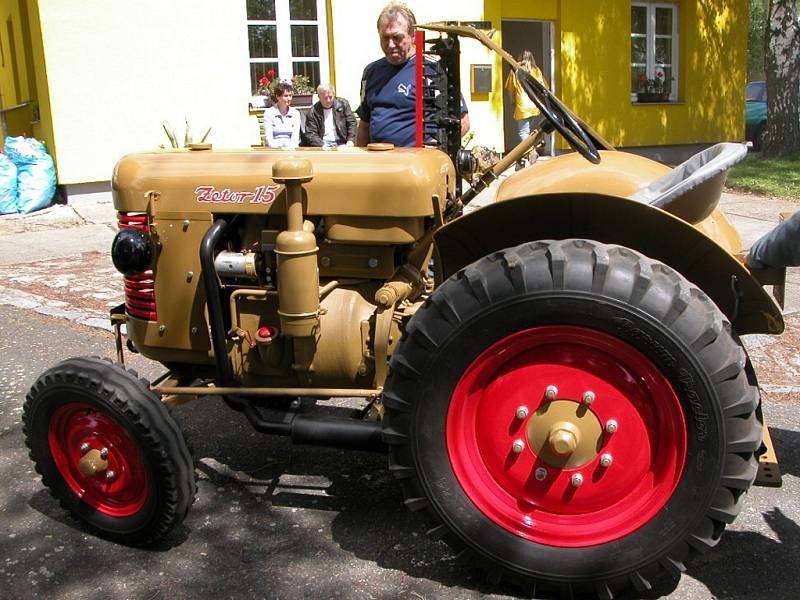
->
[23,23,786,598]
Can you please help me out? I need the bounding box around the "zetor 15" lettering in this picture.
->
[194,184,281,205]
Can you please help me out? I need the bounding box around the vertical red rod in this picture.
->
[415,30,424,147]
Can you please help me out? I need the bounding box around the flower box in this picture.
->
[636,92,670,103]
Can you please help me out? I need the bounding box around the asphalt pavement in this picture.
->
[0,174,798,600]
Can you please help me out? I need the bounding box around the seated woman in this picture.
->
[264,81,301,149]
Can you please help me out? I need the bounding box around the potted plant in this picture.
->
[636,71,672,103]
[252,70,316,109]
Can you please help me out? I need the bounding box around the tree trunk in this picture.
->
[764,0,800,156]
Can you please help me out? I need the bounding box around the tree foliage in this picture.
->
[748,0,769,80]
[764,0,800,156]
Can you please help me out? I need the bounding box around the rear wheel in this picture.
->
[24,357,196,545]
[383,240,761,597]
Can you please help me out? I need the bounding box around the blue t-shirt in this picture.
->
[357,56,467,148]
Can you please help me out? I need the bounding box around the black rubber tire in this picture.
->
[383,239,761,597]
[24,356,196,546]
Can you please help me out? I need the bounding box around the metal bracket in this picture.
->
[755,420,783,487]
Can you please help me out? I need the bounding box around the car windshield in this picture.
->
[746,81,766,102]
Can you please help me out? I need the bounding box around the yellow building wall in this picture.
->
[0,0,746,187]
[36,0,258,185]
[0,0,49,145]
[558,0,747,148]
[329,0,746,153]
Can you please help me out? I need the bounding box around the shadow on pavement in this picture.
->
[15,397,800,600]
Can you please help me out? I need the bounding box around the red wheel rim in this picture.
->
[48,402,149,517]
[446,325,686,547]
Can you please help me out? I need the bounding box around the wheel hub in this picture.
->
[446,325,687,547]
[527,401,602,468]
[77,447,109,477]
[48,402,149,517]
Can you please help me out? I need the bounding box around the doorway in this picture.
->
[501,20,554,155]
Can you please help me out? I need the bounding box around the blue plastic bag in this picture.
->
[0,153,18,214]
[4,136,56,213]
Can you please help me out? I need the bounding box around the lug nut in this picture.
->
[105,470,116,481]
[571,473,584,487]
[515,406,529,420]
[582,391,595,406]
[534,467,548,481]
[80,442,90,454]
[605,419,619,434]
[512,439,526,454]
[600,453,613,467]
[99,447,109,460]
[544,385,558,400]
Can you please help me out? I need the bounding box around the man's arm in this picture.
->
[304,106,324,147]
[460,112,470,137]
[264,109,278,148]
[341,99,358,144]
[356,120,370,146]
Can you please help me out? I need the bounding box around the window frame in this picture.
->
[631,2,679,102]
[247,0,330,95]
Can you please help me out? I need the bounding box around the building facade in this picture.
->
[0,0,747,200]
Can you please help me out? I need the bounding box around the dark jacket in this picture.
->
[304,97,357,146]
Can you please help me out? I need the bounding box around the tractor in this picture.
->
[23,24,785,597]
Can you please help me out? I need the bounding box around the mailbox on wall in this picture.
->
[471,64,492,93]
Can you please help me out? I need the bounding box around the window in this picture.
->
[246,0,330,95]
[631,2,678,101]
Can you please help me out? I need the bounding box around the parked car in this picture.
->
[746,80,767,150]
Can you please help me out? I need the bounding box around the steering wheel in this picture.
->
[517,68,601,164]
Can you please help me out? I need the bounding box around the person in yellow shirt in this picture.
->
[505,50,547,168]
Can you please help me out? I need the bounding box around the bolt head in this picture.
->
[105,470,116,481]
[570,473,584,487]
[80,442,90,454]
[515,406,529,420]
[600,453,613,467]
[99,447,109,460]
[544,385,558,400]
[605,419,619,434]
[512,439,525,454]
[534,467,548,481]
[582,391,595,405]
[368,257,379,268]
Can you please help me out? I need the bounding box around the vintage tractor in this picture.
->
[23,24,785,597]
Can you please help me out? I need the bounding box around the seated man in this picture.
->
[356,2,468,147]
[304,84,357,147]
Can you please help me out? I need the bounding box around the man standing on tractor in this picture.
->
[355,2,469,147]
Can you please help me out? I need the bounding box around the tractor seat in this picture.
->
[628,142,748,224]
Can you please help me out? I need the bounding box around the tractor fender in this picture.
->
[434,192,783,335]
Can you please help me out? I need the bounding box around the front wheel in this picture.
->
[24,357,196,545]
[383,240,761,597]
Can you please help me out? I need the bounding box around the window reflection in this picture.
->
[247,0,276,20]
[248,25,278,58]
[291,24,319,57]
[289,0,316,20]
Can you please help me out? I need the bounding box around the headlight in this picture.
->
[111,228,155,275]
